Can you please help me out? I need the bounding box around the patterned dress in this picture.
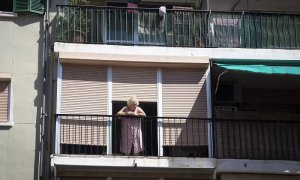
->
[120,107,143,155]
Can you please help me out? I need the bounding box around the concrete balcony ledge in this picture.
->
[51,155,300,177]
[51,154,216,169]
[51,155,216,179]
[217,159,300,175]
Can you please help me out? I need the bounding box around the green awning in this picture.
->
[213,59,300,75]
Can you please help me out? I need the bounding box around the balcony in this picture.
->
[55,114,209,157]
[56,5,300,49]
[54,114,300,161]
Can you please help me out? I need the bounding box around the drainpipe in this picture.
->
[40,0,51,178]
[207,0,210,10]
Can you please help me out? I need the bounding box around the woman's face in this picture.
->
[128,103,137,111]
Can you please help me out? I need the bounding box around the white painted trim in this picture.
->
[205,68,213,158]
[55,61,62,154]
[157,68,163,156]
[0,11,18,18]
[107,66,112,155]
[0,80,14,126]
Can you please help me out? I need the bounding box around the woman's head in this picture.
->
[127,95,139,110]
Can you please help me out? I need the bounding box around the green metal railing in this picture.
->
[56,5,300,49]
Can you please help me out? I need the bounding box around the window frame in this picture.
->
[0,79,13,127]
[0,0,18,18]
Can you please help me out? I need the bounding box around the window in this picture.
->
[0,81,12,126]
[0,0,44,15]
[209,14,242,48]
[1,0,13,12]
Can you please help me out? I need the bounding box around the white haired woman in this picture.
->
[117,95,146,155]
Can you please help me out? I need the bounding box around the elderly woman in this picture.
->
[117,95,146,155]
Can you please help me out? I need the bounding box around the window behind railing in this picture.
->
[209,13,242,48]
[242,13,299,49]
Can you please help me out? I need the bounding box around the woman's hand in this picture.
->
[127,111,140,116]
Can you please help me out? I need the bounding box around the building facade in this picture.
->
[49,0,300,180]
[49,0,300,179]
[0,0,45,179]
[1,0,300,180]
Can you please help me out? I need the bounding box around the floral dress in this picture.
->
[120,107,143,155]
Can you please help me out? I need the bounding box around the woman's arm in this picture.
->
[136,107,146,117]
[116,107,127,115]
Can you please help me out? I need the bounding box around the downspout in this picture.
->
[207,0,210,10]
[41,0,51,178]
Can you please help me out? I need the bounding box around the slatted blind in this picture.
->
[112,67,157,102]
[61,64,107,114]
[60,64,107,145]
[162,68,207,117]
[0,82,9,122]
[14,0,44,14]
[162,68,208,146]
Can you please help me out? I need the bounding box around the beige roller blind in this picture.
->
[60,64,107,145]
[0,82,9,122]
[112,67,157,102]
[61,64,107,114]
[162,68,208,146]
[162,68,207,117]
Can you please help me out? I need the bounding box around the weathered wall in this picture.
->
[0,15,44,180]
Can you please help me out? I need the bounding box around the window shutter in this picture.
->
[14,0,44,14]
[0,82,9,122]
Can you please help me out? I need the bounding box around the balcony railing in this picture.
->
[56,5,300,49]
[54,114,300,161]
[55,114,209,157]
[212,118,300,161]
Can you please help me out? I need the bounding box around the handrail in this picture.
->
[56,4,300,15]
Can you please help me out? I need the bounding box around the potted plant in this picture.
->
[57,0,90,43]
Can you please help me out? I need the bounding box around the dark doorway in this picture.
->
[112,101,158,156]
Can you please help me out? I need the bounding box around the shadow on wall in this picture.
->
[14,15,45,180]
[164,70,209,157]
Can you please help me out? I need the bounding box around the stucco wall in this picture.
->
[0,15,44,180]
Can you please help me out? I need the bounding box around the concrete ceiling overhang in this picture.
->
[58,51,209,68]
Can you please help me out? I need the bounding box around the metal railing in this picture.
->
[55,114,209,157]
[54,114,300,160]
[56,5,300,49]
[212,118,300,161]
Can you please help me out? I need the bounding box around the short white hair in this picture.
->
[127,95,139,106]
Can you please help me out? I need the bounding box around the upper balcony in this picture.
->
[56,5,300,49]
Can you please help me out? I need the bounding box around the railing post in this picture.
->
[107,66,112,154]
[102,8,107,44]
[157,68,163,156]
[55,61,62,154]
[206,68,213,158]
[133,10,139,45]
[55,115,61,154]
